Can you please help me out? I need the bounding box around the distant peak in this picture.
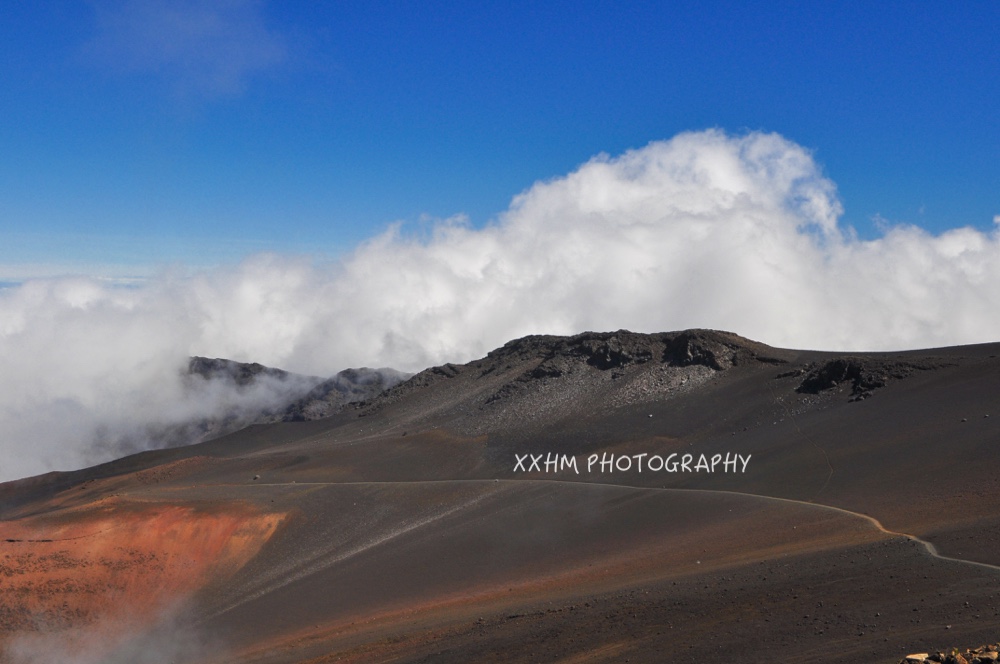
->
[187,356,291,385]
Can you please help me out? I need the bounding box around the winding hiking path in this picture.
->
[714,486,1000,574]
[224,476,1000,575]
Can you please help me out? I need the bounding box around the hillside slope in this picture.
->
[2,329,999,663]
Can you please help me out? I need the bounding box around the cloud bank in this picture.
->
[3,129,1000,482]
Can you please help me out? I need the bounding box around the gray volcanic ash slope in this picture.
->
[350,329,995,556]
[2,329,1000,664]
[358,329,795,437]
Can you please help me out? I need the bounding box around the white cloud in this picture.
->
[85,0,286,98]
[3,129,1000,481]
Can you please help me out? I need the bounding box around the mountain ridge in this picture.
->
[2,329,1000,663]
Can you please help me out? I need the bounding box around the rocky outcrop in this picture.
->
[358,329,795,427]
[662,329,789,370]
[484,328,788,382]
[900,643,1000,664]
[188,356,293,385]
[796,356,950,401]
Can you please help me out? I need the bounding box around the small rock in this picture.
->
[253,474,260,481]
[903,655,929,664]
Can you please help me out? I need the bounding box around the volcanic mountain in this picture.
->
[2,329,999,663]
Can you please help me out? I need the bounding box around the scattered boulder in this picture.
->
[900,644,1000,664]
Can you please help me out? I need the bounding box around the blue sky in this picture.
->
[2,1,998,276]
[5,1,1000,480]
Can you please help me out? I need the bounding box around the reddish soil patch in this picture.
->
[0,498,282,660]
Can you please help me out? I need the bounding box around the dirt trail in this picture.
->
[239,477,1000,575]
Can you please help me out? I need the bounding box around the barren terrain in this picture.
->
[2,329,999,663]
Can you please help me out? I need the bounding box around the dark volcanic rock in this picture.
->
[520,331,656,380]
[578,333,655,370]
[281,367,409,420]
[362,329,795,425]
[797,358,886,396]
[135,360,408,450]
[663,329,788,370]
[492,329,785,379]
[188,356,292,386]
[796,357,950,401]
